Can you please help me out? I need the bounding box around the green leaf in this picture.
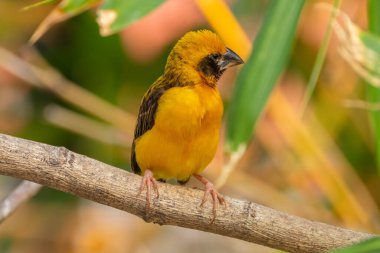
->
[31,0,164,42]
[366,0,380,174]
[368,0,380,34]
[29,0,100,43]
[0,237,12,253]
[60,0,100,16]
[97,0,165,36]
[226,0,305,152]
[300,0,341,114]
[360,31,380,58]
[330,237,380,253]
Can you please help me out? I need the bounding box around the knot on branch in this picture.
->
[245,201,256,220]
[45,146,74,166]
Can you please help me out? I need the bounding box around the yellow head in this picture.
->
[165,30,243,86]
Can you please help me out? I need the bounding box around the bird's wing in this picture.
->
[134,86,166,139]
[131,79,167,174]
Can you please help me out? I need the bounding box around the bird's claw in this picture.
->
[137,170,159,209]
[200,181,226,223]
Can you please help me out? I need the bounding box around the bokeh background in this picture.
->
[0,0,379,252]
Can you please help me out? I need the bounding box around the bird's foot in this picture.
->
[137,169,159,209]
[194,174,226,223]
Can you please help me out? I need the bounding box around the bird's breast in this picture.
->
[154,84,223,138]
[134,83,223,181]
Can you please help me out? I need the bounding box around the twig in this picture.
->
[215,145,245,188]
[0,180,42,224]
[344,99,380,111]
[0,133,375,253]
[44,104,132,147]
[0,47,136,135]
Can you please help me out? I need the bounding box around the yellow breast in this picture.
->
[134,84,223,181]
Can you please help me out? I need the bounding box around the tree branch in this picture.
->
[0,133,375,253]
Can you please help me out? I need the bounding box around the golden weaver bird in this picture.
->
[131,30,243,219]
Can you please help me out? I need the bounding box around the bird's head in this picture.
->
[165,30,244,86]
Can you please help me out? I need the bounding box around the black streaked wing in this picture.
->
[131,80,167,175]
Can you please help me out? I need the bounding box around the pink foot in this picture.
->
[194,174,226,223]
[137,169,159,209]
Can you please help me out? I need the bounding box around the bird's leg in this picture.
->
[137,169,159,209]
[193,174,225,223]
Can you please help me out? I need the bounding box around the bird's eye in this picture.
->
[210,54,219,61]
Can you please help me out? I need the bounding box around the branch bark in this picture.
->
[0,133,375,253]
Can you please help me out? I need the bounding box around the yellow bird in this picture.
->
[131,30,243,218]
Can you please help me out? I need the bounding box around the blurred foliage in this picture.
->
[366,0,380,174]
[24,13,127,165]
[330,237,380,253]
[0,0,379,252]
[361,32,380,55]
[60,0,98,15]
[226,0,304,152]
[24,12,169,167]
[300,0,340,113]
[99,0,165,35]
[0,237,12,253]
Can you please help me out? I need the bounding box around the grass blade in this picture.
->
[367,0,380,174]
[300,0,341,115]
[226,0,305,152]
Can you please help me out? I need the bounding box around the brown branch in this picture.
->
[0,180,42,224]
[0,133,375,253]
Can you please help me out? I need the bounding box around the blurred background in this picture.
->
[0,0,379,252]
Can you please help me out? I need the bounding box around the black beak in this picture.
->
[218,48,244,70]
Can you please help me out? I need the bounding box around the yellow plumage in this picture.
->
[135,84,223,181]
[131,30,243,218]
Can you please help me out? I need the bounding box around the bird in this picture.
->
[131,30,243,221]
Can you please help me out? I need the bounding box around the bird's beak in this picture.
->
[219,48,244,71]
